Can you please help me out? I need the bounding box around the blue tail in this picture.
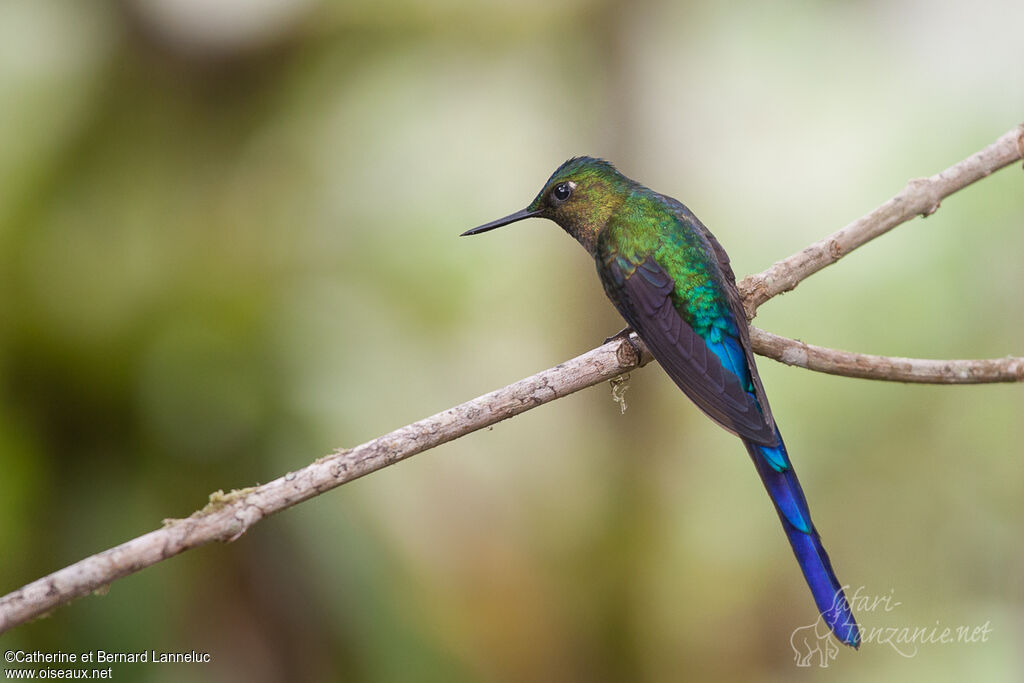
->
[744,427,861,648]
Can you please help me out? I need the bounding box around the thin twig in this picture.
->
[0,124,1021,634]
[0,339,652,634]
[750,328,1024,383]
[738,124,1024,317]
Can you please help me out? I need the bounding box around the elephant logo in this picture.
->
[790,613,840,667]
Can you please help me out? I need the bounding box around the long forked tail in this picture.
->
[744,427,861,648]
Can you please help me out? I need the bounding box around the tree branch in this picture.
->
[738,124,1024,317]
[750,328,1024,384]
[0,339,652,634]
[1,124,1021,634]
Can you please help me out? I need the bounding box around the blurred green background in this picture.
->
[1,0,1022,680]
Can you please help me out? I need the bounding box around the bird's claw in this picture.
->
[604,327,643,364]
[603,326,633,345]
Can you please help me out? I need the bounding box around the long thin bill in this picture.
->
[460,208,541,236]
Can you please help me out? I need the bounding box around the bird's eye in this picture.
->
[552,182,573,202]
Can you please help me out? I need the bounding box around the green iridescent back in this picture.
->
[598,190,736,342]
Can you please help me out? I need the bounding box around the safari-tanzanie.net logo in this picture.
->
[790,586,993,667]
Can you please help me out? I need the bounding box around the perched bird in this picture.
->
[461,157,861,648]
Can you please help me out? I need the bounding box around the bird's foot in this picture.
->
[604,326,643,365]
[603,326,633,345]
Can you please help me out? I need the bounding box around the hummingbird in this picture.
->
[461,156,861,648]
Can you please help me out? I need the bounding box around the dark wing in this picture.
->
[599,253,777,445]
[656,193,776,427]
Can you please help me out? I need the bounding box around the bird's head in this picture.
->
[461,156,633,255]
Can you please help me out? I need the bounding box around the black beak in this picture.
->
[460,208,542,236]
